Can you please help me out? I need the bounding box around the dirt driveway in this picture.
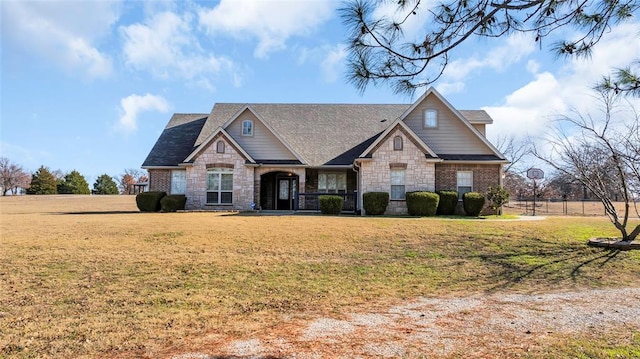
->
[170,287,640,358]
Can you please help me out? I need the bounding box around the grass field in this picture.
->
[1,195,639,358]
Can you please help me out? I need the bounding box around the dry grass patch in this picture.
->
[1,195,639,358]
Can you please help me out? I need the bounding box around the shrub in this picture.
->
[363,192,389,215]
[136,191,166,212]
[436,190,458,215]
[486,186,510,215]
[405,191,439,216]
[160,194,187,212]
[462,192,485,216]
[319,195,343,215]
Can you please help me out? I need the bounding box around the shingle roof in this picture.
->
[142,115,207,167]
[197,103,410,166]
[146,105,499,168]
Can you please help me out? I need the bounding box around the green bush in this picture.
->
[462,192,485,216]
[486,186,510,215]
[436,190,458,215]
[160,194,187,212]
[319,195,344,215]
[406,191,439,216]
[136,191,166,212]
[363,192,389,215]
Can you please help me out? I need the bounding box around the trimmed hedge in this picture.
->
[319,195,343,215]
[160,194,187,212]
[363,192,389,215]
[462,192,485,216]
[406,191,439,216]
[136,191,166,212]
[436,190,458,215]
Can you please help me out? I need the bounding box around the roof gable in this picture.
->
[360,120,438,159]
[222,106,305,164]
[184,127,255,163]
[400,87,505,159]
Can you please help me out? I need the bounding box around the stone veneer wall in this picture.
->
[359,129,436,215]
[186,136,254,210]
[148,169,171,193]
[434,163,501,194]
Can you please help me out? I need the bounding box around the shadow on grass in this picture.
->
[464,239,624,292]
[58,211,142,215]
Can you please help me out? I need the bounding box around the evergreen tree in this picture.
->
[58,170,90,194]
[93,174,119,195]
[27,166,57,194]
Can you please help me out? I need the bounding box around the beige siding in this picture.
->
[226,109,297,160]
[403,94,493,154]
[472,124,486,136]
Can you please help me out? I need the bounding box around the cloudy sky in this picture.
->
[2,0,639,184]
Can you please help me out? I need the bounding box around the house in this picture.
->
[142,87,508,215]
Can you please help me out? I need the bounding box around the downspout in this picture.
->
[353,159,362,216]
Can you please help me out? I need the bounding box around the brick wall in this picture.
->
[148,169,171,193]
[359,128,436,215]
[434,163,501,193]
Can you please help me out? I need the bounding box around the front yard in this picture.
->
[1,195,639,358]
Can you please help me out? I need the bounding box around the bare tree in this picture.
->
[534,90,640,242]
[0,158,31,195]
[496,134,531,174]
[120,168,148,194]
[340,0,639,94]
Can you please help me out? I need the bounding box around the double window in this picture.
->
[457,171,473,199]
[390,169,406,200]
[242,120,253,136]
[318,172,346,193]
[207,168,233,204]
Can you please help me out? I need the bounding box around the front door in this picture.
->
[276,177,296,210]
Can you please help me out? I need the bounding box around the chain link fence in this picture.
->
[505,199,636,216]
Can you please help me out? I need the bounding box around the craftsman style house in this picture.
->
[142,87,508,215]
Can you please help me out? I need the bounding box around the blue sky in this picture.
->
[2,0,639,184]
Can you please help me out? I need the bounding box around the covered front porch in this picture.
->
[257,167,358,213]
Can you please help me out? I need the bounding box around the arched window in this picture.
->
[393,135,403,151]
[216,140,225,153]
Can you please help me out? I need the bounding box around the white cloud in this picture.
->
[484,23,640,144]
[117,94,170,133]
[198,0,334,58]
[440,33,536,94]
[120,10,240,86]
[1,1,118,78]
[321,45,347,83]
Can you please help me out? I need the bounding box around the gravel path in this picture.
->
[172,287,640,358]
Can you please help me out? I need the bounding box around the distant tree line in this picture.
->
[0,158,147,196]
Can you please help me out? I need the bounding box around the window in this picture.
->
[171,170,186,194]
[207,168,233,204]
[242,120,253,136]
[216,140,225,153]
[457,171,473,199]
[390,169,405,200]
[318,172,347,193]
[393,135,403,151]
[423,109,438,128]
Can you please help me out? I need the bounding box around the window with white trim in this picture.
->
[423,109,438,128]
[171,170,186,194]
[457,171,473,199]
[318,172,347,193]
[242,120,253,136]
[393,135,403,151]
[207,168,233,204]
[390,169,406,200]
